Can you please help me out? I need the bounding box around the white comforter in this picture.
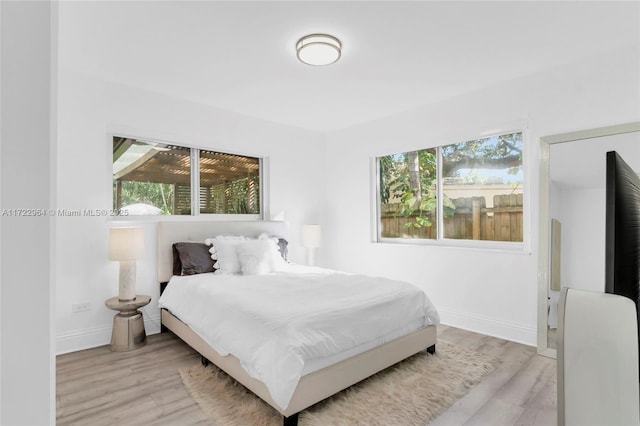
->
[158,265,439,409]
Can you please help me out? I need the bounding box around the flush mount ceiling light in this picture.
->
[296,34,341,66]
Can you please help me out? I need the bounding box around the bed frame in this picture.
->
[157,221,437,426]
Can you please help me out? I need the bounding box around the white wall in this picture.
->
[558,187,606,293]
[54,9,639,352]
[323,45,640,345]
[55,69,326,353]
[1,1,55,423]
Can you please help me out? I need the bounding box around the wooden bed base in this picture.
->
[162,309,436,425]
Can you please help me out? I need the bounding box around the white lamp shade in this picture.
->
[109,227,145,261]
[302,224,322,248]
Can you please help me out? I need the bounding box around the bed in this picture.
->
[157,221,439,425]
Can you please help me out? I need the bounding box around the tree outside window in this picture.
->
[378,132,523,242]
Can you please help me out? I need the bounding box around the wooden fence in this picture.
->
[381,193,523,242]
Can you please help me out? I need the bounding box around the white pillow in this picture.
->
[257,235,288,269]
[237,238,286,275]
[204,235,247,247]
[207,236,247,275]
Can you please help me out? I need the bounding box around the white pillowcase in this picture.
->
[206,236,248,275]
[205,234,286,276]
[205,235,247,244]
[237,238,285,275]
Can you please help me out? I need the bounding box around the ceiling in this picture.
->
[58,1,640,133]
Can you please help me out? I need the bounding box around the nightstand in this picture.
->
[105,295,151,352]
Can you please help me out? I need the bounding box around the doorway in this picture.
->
[538,122,640,357]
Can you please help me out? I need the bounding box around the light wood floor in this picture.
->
[56,325,557,425]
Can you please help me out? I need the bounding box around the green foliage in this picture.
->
[381,149,439,229]
[379,132,523,230]
[222,177,259,214]
[114,181,174,215]
[114,176,260,215]
[442,195,456,217]
[379,156,393,204]
[441,132,523,178]
[200,176,260,214]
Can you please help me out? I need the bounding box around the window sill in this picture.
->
[376,237,530,254]
[109,214,263,223]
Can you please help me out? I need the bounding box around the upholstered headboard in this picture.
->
[157,220,289,283]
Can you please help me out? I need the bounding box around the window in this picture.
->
[377,131,523,244]
[379,148,438,239]
[199,150,260,214]
[112,137,262,216]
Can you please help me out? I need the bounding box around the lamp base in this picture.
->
[306,248,317,266]
[118,260,137,301]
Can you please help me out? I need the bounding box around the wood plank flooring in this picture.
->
[56,325,557,425]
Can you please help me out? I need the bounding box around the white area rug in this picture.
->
[180,341,500,425]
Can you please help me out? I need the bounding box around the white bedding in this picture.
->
[158,264,440,409]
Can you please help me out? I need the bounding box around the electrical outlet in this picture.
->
[72,302,91,313]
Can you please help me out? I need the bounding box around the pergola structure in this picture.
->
[113,137,260,214]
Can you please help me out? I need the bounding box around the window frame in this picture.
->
[110,133,266,221]
[373,128,529,252]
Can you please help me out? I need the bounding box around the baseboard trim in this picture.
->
[57,309,535,354]
[437,307,536,346]
[56,314,161,355]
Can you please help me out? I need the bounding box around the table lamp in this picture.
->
[109,226,145,301]
[301,224,321,266]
